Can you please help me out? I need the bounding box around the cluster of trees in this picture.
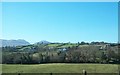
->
[2,43,120,64]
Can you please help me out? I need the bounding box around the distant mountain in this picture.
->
[0,39,30,47]
[36,40,51,44]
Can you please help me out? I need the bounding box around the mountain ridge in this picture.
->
[0,39,30,47]
[36,40,51,44]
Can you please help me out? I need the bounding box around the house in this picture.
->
[99,44,110,50]
[58,48,67,51]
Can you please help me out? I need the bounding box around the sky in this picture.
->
[2,2,118,44]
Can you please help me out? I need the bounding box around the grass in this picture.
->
[47,43,78,48]
[60,44,77,48]
[2,63,119,73]
[0,64,2,74]
[47,44,61,47]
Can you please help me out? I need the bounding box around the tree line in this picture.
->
[1,42,120,64]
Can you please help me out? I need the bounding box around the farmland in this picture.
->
[2,64,119,73]
[1,42,120,75]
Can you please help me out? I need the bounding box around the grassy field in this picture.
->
[2,64,119,73]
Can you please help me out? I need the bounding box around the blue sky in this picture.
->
[2,2,118,44]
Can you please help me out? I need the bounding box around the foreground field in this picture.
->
[2,64,119,73]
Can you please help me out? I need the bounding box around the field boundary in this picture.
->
[1,73,120,75]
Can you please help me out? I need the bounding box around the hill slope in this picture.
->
[0,39,30,47]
